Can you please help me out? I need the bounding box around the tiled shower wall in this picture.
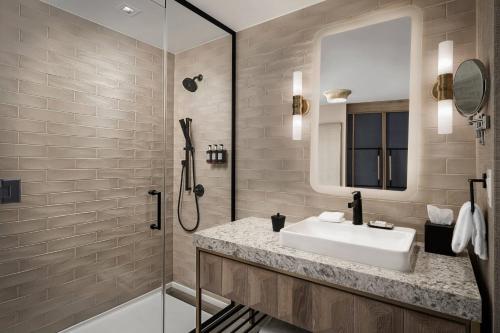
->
[0,1,170,332]
[172,36,232,288]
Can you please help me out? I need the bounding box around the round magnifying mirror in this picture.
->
[453,59,489,117]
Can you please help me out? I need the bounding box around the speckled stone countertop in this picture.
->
[193,217,481,321]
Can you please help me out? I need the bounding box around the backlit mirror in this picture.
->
[310,8,422,199]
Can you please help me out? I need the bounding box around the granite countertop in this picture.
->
[193,217,482,322]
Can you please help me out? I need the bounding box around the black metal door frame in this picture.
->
[172,0,237,221]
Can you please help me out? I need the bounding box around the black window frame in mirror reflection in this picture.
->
[172,0,237,221]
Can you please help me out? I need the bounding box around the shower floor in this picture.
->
[61,287,214,333]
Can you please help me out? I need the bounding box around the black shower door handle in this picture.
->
[149,190,161,230]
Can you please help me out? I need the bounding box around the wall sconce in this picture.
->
[292,71,310,141]
[324,89,352,104]
[432,40,454,135]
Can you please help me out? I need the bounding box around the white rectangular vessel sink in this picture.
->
[279,218,416,272]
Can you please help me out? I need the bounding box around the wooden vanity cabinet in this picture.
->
[197,251,471,333]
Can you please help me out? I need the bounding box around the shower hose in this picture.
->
[177,147,201,232]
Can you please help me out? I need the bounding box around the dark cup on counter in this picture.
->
[271,213,286,232]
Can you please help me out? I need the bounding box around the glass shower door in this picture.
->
[0,0,168,332]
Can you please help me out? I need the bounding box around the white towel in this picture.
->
[471,204,487,260]
[318,211,345,223]
[451,202,487,260]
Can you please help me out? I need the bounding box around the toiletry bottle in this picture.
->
[213,145,218,164]
[206,145,212,163]
[218,144,224,163]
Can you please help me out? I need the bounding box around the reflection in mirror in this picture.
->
[317,17,411,191]
[454,59,489,117]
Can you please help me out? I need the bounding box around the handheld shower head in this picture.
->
[179,118,192,148]
[182,74,203,92]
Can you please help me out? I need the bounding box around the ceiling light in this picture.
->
[118,3,141,16]
[122,6,134,14]
[324,89,352,104]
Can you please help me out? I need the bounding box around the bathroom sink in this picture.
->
[279,218,416,272]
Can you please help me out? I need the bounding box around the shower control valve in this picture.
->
[194,184,205,197]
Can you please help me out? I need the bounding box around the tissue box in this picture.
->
[424,220,455,256]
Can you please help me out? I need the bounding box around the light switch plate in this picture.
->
[0,179,21,204]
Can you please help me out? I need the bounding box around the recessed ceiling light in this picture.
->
[118,3,141,16]
[122,6,134,14]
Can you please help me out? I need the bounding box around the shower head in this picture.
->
[182,74,203,92]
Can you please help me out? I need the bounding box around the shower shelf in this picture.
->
[207,149,228,165]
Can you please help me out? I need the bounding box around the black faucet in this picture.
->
[348,191,363,225]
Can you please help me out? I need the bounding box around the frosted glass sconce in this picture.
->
[292,71,310,141]
[433,40,454,135]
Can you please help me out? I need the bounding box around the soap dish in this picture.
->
[368,221,394,230]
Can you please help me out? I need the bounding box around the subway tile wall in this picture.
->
[0,1,170,332]
[235,0,477,238]
[172,36,232,289]
[170,0,478,290]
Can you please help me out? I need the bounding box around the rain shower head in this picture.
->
[182,74,203,92]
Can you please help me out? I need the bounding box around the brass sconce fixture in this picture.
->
[432,40,454,135]
[292,71,310,141]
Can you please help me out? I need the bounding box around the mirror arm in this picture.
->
[469,114,490,145]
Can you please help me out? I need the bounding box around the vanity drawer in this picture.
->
[221,258,248,304]
[276,276,355,332]
[277,275,314,331]
[312,284,355,332]
[403,310,466,333]
[247,265,278,317]
[354,296,403,333]
[199,252,222,295]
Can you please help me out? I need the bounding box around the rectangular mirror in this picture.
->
[310,7,422,200]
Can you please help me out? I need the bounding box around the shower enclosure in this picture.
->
[0,0,235,332]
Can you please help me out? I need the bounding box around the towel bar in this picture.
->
[469,173,487,214]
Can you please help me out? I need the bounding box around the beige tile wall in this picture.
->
[236,0,476,235]
[172,36,232,288]
[169,0,481,295]
[0,1,170,332]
